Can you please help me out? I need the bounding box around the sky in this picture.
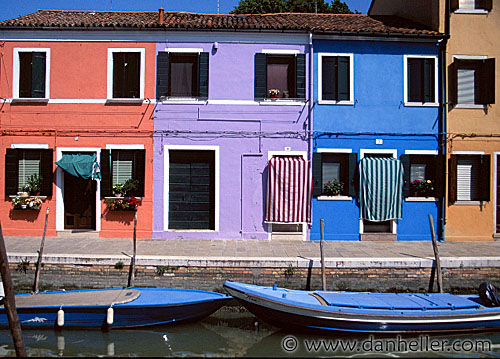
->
[0,0,373,21]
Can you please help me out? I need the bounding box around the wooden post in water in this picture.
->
[428,214,443,293]
[128,212,137,288]
[320,219,327,291]
[33,207,49,293]
[0,223,26,357]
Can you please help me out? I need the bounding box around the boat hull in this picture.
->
[224,281,500,333]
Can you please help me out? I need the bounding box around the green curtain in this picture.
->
[55,153,101,180]
[359,157,403,221]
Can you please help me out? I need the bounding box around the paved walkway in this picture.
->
[5,235,500,268]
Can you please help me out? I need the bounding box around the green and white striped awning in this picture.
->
[359,157,403,221]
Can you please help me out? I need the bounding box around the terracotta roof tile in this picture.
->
[0,10,441,37]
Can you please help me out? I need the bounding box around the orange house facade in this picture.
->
[0,36,156,238]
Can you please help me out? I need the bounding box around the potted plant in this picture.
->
[411,179,434,197]
[122,178,139,197]
[113,183,125,197]
[26,174,42,196]
[283,90,289,99]
[323,179,344,196]
[268,89,280,99]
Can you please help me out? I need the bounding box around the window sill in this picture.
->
[404,102,439,107]
[166,229,217,232]
[317,195,352,201]
[453,200,488,206]
[405,197,438,202]
[11,98,49,104]
[318,100,354,106]
[454,9,489,14]
[160,98,208,105]
[453,104,487,109]
[258,99,306,106]
[104,197,142,200]
[105,98,145,104]
[9,195,47,200]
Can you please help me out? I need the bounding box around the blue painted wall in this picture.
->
[311,40,441,241]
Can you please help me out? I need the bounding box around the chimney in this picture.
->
[158,7,164,24]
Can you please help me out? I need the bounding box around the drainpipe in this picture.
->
[308,32,314,238]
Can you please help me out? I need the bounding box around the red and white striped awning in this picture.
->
[265,156,312,223]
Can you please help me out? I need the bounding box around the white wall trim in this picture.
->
[317,52,354,105]
[452,150,486,155]
[163,145,220,233]
[13,47,51,100]
[452,54,488,60]
[404,150,439,155]
[262,49,300,55]
[56,147,102,232]
[105,144,144,150]
[107,48,145,100]
[454,9,488,14]
[403,54,439,107]
[10,144,49,149]
[317,148,352,154]
[164,47,204,53]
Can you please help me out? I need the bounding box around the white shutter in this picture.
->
[18,152,40,191]
[112,151,133,186]
[459,0,475,9]
[457,157,478,201]
[322,161,340,187]
[457,67,475,104]
[410,163,426,182]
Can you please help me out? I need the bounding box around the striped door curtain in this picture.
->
[359,157,404,221]
[265,156,312,223]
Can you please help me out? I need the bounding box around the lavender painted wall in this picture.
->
[153,40,310,240]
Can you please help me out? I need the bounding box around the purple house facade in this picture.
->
[153,33,311,240]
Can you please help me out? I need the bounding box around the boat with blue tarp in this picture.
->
[0,287,231,329]
[224,281,500,333]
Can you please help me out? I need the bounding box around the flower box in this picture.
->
[105,197,141,212]
[11,195,44,210]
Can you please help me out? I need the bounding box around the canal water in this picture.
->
[0,305,499,357]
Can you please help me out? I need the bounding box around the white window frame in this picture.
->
[454,0,490,14]
[105,144,145,190]
[318,53,354,105]
[452,55,488,109]
[317,148,353,201]
[12,47,51,101]
[404,55,439,107]
[404,149,439,202]
[107,48,145,101]
[452,150,486,205]
[359,149,398,235]
[163,145,220,232]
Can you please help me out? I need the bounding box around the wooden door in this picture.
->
[64,174,96,230]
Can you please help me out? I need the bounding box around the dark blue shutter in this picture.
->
[295,54,306,99]
[254,53,267,99]
[348,153,358,197]
[312,152,322,197]
[31,52,46,98]
[423,58,435,103]
[337,56,350,101]
[400,154,411,198]
[134,149,146,197]
[40,149,53,196]
[100,150,111,197]
[322,56,335,100]
[5,149,19,196]
[156,52,170,99]
[198,52,209,99]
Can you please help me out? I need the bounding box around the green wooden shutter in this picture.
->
[348,153,358,197]
[254,53,267,99]
[134,149,146,197]
[5,149,19,196]
[477,58,495,105]
[477,0,492,11]
[40,149,53,196]
[32,52,46,98]
[434,154,444,198]
[156,52,170,99]
[113,53,125,98]
[478,154,491,201]
[450,0,459,11]
[198,52,209,99]
[424,58,435,103]
[407,58,421,102]
[295,54,306,100]
[448,156,457,204]
[100,150,112,197]
[19,52,33,98]
[400,154,411,198]
[337,56,350,101]
[126,52,140,98]
[448,61,458,105]
[312,152,322,197]
[322,56,335,100]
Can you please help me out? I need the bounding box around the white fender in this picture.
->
[107,307,114,325]
[57,308,64,327]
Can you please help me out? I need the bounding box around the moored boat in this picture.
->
[0,287,231,329]
[224,281,500,333]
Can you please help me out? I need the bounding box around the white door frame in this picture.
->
[359,149,398,235]
[56,147,102,232]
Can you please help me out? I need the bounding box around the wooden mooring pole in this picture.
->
[428,214,443,293]
[33,208,49,293]
[0,223,26,357]
[127,212,137,288]
[320,219,327,291]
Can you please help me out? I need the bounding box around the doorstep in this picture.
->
[360,233,397,242]
[56,230,100,239]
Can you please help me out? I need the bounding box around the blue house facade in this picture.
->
[311,39,444,241]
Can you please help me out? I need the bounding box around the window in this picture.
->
[5,148,53,196]
[450,58,495,106]
[107,49,145,100]
[156,51,209,100]
[449,154,490,203]
[405,56,438,105]
[100,149,145,197]
[401,153,443,198]
[451,0,492,12]
[13,48,50,99]
[319,53,353,104]
[254,53,305,100]
[312,151,357,197]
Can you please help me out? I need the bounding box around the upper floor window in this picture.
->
[318,53,353,104]
[404,55,438,106]
[107,48,145,100]
[452,0,492,12]
[450,57,495,107]
[156,50,209,100]
[254,52,305,100]
[13,48,50,100]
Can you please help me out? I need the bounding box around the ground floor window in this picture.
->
[168,150,215,230]
[401,153,442,198]
[312,151,357,197]
[449,154,490,202]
